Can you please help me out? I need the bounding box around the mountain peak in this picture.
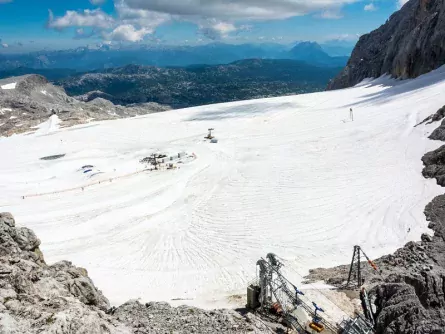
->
[328,0,445,90]
[292,41,323,50]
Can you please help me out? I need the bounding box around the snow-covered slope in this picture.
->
[1,67,445,313]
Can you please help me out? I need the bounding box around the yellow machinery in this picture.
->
[309,322,325,332]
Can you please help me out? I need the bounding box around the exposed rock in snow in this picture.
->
[422,145,445,186]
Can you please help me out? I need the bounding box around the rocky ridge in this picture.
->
[328,0,445,90]
[0,74,170,137]
[0,212,268,333]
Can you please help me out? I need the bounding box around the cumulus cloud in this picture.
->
[364,3,377,11]
[74,28,99,39]
[46,0,361,43]
[115,2,170,30]
[103,24,151,42]
[123,0,357,20]
[198,20,237,40]
[47,9,114,30]
[1,43,8,48]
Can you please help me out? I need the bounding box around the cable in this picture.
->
[275,255,353,319]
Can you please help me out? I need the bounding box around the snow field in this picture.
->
[1,68,445,320]
[1,82,17,90]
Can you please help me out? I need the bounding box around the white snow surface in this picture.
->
[34,114,61,135]
[1,82,17,90]
[1,68,445,314]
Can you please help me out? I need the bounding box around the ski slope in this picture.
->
[1,68,445,313]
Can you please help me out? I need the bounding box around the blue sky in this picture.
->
[0,0,408,52]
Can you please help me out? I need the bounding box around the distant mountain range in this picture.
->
[57,59,343,108]
[0,41,353,72]
[288,42,348,67]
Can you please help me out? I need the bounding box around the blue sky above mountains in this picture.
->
[0,0,408,52]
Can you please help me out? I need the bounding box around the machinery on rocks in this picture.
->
[249,253,374,334]
[344,246,380,327]
[346,246,379,288]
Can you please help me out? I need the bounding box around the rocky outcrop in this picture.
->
[111,301,270,334]
[422,145,445,186]
[373,272,445,334]
[0,74,170,137]
[328,0,445,90]
[0,212,266,333]
[370,191,445,334]
[0,212,130,334]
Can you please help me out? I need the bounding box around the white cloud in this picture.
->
[115,2,170,30]
[103,24,151,42]
[364,3,377,11]
[198,20,237,40]
[124,0,358,20]
[90,0,106,5]
[46,0,362,43]
[317,9,343,19]
[1,43,8,48]
[74,28,98,39]
[47,9,114,30]
[325,33,360,41]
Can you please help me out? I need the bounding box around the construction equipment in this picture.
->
[346,246,379,288]
[309,303,325,332]
[205,128,215,139]
[257,253,339,333]
[255,253,375,334]
[359,288,375,327]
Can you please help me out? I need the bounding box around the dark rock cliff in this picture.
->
[328,0,445,90]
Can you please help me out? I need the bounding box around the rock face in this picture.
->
[328,0,445,90]
[422,145,445,185]
[0,212,266,334]
[373,272,445,334]
[0,74,170,137]
[0,212,131,334]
